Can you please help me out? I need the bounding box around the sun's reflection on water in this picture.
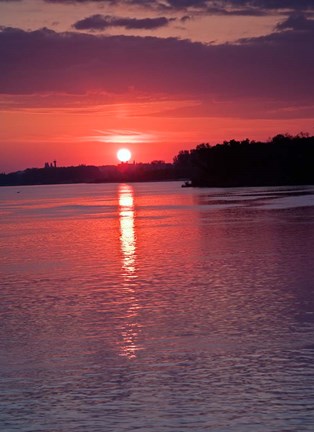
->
[119,184,137,278]
[118,184,141,359]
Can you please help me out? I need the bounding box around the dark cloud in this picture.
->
[276,13,314,31]
[243,0,314,10]
[73,14,175,30]
[0,25,313,113]
[166,0,207,8]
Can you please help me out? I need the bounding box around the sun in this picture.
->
[117,148,132,163]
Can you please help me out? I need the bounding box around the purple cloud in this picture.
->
[0,25,313,112]
[73,15,175,30]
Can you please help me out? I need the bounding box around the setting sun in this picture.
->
[117,148,132,163]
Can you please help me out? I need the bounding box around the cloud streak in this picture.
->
[85,129,156,144]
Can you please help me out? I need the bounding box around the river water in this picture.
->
[0,182,314,432]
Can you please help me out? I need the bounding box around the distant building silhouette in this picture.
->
[44,161,57,169]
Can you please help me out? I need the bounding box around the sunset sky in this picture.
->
[1,0,313,172]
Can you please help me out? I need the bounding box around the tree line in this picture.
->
[173,133,314,187]
[0,162,177,186]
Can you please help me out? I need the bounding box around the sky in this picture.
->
[0,0,314,172]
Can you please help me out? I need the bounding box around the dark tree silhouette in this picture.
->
[174,133,314,187]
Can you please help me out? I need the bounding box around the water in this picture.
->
[1,182,314,432]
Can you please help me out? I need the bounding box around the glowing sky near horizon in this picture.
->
[0,0,313,172]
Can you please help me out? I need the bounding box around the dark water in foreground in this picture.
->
[0,182,314,432]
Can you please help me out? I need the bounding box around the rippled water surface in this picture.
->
[1,182,314,432]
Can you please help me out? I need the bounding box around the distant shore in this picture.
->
[0,162,182,187]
